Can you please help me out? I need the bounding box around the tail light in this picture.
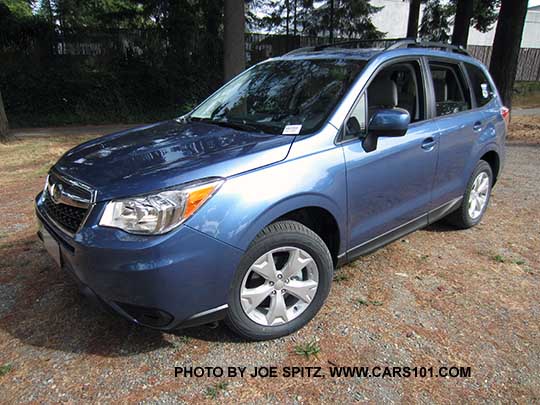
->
[501,106,510,128]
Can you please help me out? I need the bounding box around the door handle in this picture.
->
[473,121,483,132]
[421,137,436,151]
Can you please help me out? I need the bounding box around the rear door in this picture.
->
[464,61,506,148]
[427,59,488,210]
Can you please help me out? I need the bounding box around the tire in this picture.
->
[225,220,333,340]
[447,160,493,229]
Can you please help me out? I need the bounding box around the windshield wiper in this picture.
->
[189,117,264,134]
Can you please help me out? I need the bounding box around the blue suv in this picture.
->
[36,40,507,340]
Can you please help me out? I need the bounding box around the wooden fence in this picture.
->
[468,45,540,82]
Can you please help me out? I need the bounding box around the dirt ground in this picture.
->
[0,117,539,403]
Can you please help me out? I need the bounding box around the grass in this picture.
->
[356,298,369,306]
[514,81,540,109]
[355,298,383,307]
[493,254,506,263]
[333,272,349,282]
[0,363,13,377]
[294,340,321,359]
[492,254,527,266]
[204,382,228,399]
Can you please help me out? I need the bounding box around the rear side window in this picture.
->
[429,62,471,117]
[465,63,494,107]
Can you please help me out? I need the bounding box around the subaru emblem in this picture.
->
[51,183,63,204]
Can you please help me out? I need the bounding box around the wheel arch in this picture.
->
[479,149,500,185]
[240,194,346,268]
[272,206,341,268]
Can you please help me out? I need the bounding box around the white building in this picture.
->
[370,0,540,49]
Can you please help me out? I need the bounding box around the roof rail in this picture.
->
[285,37,470,57]
[285,38,403,56]
[388,39,470,56]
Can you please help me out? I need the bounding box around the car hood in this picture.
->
[54,120,294,202]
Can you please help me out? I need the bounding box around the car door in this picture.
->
[427,59,490,212]
[340,58,440,257]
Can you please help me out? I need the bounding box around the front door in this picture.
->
[341,58,440,255]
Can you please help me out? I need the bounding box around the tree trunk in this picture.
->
[293,0,297,36]
[489,0,528,108]
[329,0,334,43]
[451,0,473,47]
[406,0,421,39]
[224,0,245,82]
[0,89,9,141]
[286,0,290,36]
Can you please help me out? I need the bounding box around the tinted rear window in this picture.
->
[465,63,495,108]
[429,62,471,117]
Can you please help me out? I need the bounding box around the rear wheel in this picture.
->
[226,220,333,340]
[447,160,493,229]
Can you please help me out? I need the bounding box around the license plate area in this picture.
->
[39,221,61,267]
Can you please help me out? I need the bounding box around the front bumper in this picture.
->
[35,192,243,330]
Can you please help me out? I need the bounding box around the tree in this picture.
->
[0,89,8,140]
[303,0,384,40]
[406,0,421,39]
[224,0,245,81]
[2,0,34,18]
[451,0,500,47]
[489,0,528,108]
[419,0,452,42]
[250,0,315,36]
[451,0,473,46]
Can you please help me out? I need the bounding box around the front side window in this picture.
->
[465,63,495,107]
[367,61,425,123]
[190,59,366,135]
[343,60,425,141]
[429,62,471,117]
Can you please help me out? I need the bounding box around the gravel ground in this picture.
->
[0,118,539,403]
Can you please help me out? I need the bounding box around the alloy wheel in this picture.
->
[240,246,319,326]
[468,171,490,219]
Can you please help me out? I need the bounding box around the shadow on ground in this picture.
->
[0,235,241,357]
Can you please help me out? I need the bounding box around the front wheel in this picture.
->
[447,160,493,229]
[225,220,333,340]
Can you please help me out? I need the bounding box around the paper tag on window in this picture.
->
[282,124,302,135]
[481,83,490,99]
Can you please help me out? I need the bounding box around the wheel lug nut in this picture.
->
[269,282,274,286]
[282,289,286,294]
[285,279,289,283]
[277,274,283,279]
[272,290,277,295]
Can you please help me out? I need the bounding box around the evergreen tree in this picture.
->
[451,0,500,47]
[419,0,452,42]
[303,0,384,40]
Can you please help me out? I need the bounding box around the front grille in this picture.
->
[43,192,88,233]
[42,173,93,234]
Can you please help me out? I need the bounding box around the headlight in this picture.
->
[99,178,224,235]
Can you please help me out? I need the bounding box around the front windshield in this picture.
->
[189,59,366,135]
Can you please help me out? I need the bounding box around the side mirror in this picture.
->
[363,108,410,153]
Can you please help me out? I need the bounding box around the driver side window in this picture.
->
[343,60,424,141]
[367,61,425,123]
